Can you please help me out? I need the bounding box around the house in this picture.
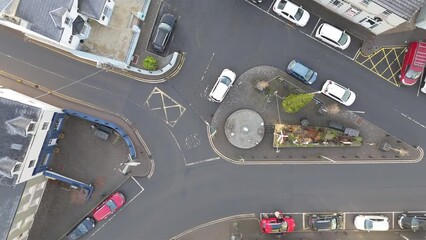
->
[313,0,425,34]
[0,87,66,240]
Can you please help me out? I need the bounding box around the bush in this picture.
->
[143,56,158,71]
[282,93,314,113]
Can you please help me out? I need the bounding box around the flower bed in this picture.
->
[273,123,362,148]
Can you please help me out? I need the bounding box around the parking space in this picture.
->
[254,0,362,60]
[354,46,406,86]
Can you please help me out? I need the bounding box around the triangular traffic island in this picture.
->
[209,66,422,164]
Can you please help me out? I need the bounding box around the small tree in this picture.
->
[282,93,314,113]
[143,56,158,71]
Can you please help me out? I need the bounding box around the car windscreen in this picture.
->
[365,219,373,230]
[304,70,313,81]
[406,69,422,79]
[220,76,232,86]
[106,199,118,211]
[338,33,349,46]
[341,89,351,102]
[294,8,303,20]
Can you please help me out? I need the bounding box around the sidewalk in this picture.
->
[209,66,422,164]
[291,0,426,55]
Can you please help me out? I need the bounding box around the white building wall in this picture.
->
[0,88,62,183]
[313,0,407,34]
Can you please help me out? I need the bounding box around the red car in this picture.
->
[93,192,125,221]
[400,41,426,86]
[260,211,295,234]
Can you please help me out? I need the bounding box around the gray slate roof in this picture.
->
[0,184,25,240]
[15,0,73,41]
[374,0,426,20]
[78,0,106,20]
[0,96,41,187]
[0,0,13,12]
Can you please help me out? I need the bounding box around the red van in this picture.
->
[400,41,426,86]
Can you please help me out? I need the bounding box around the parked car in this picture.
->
[421,76,426,94]
[321,80,356,106]
[93,192,126,221]
[354,215,389,231]
[272,0,310,27]
[398,214,426,231]
[315,23,351,50]
[208,69,237,103]
[399,41,426,86]
[152,13,176,52]
[67,217,95,240]
[287,60,318,84]
[328,121,360,137]
[309,213,343,231]
[260,211,295,234]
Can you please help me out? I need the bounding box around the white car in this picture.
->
[315,23,351,50]
[354,215,390,231]
[321,80,356,106]
[209,69,237,103]
[273,0,310,27]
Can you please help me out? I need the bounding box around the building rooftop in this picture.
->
[78,0,106,20]
[0,96,41,187]
[15,0,73,41]
[0,184,25,240]
[374,0,425,20]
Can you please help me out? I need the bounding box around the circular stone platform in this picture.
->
[225,109,265,149]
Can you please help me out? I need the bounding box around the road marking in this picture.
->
[311,18,321,36]
[200,52,215,82]
[392,212,395,229]
[89,183,144,239]
[302,213,305,230]
[267,0,275,13]
[400,234,410,240]
[131,176,144,190]
[147,159,155,179]
[186,157,220,166]
[395,109,426,129]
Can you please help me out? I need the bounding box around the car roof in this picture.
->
[283,1,299,15]
[319,23,343,42]
[211,79,230,101]
[326,81,346,99]
[291,61,309,75]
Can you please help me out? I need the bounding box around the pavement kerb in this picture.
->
[169,213,257,240]
[208,126,424,165]
[0,70,153,176]
[25,37,185,84]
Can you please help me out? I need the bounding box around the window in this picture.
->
[41,153,51,166]
[362,0,371,4]
[65,17,72,26]
[13,163,21,173]
[27,123,35,132]
[103,6,112,18]
[28,160,35,168]
[345,6,362,17]
[382,9,392,16]
[329,0,343,8]
[54,118,63,131]
[42,122,49,130]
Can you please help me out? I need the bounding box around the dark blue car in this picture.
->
[287,60,318,84]
[67,217,95,240]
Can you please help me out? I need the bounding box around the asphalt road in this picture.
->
[1,0,426,239]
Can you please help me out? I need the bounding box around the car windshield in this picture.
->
[106,200,118,211]
[76,223,88,233]
[277,2,286,10]
[304,70,313,81]
[364,219,373,229]
[341,89,351,101]
[406,69,422,79]
[412,218,420,229]
[220,76,232,86]
[294,8,303,20]
[338,33,349,46]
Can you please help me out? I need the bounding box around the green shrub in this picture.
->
[282,93,314,113]
[143,56,158,71]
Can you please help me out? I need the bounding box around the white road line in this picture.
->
[89,186,144,239]
[131,176,144,190]
[147,159,155,179]
[302,213,305,230]
[343,213,346,230]
[395,109,426,129]
[311,18,321,36]
[400,234,410,240]
[267,0,275,13]
[392,212,395,229]
[200,52,215,82]
[186,157,220,166]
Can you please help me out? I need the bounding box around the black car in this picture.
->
[309,213,343,231]
[152,13,176,52]
[67,217,95,240]
[398,214,426,231]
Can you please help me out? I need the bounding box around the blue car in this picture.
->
[287,60,318,84]
[67,217,95,240]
